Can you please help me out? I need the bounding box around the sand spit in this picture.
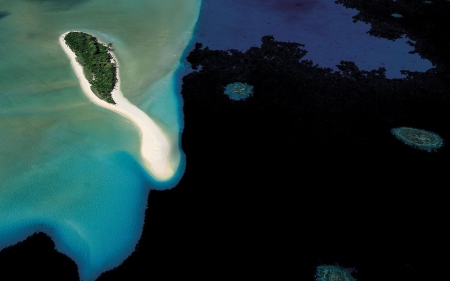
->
[59,31,174,181]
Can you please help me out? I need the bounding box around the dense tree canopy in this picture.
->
[64,31,117,104]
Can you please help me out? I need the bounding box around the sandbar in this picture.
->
[59,31,174,181]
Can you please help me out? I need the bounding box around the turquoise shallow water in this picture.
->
[0,152,151,279]
[0,0,200,280]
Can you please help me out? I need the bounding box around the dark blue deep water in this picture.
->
[191,0,432,78]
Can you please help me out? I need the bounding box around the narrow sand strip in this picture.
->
[59,31,174,181]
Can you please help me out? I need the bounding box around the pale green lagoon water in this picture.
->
[0,0,200,280]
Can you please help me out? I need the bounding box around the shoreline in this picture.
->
[59,31,174,181]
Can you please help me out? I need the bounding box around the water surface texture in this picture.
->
[0,0,200,280]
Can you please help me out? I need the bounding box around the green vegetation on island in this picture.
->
[64,31,117,104]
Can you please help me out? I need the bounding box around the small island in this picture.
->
[64,31,117,104]
[59,31,175,181]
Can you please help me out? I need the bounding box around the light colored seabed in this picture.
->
[0,0,201,280]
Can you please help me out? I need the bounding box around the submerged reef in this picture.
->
[391,13,403,18]
[224,82,253,100]
[316,265,356,281]
[391,127,443,152]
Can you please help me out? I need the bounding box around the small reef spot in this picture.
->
[316,265,357,281]
[223,82,253,100]
[391,13,404,18]
[391,126,443,152]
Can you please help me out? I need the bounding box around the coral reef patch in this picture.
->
[224,82,253,100]
[391,126,443,152]
[315,265,356,281]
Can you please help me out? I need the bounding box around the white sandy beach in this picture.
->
[59,31,174,181]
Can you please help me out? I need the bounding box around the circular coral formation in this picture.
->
[391,127,443,152]
[224,82,253,100]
